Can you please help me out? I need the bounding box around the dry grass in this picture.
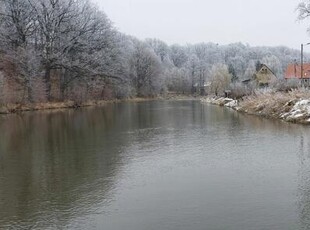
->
[238,88,310,119]
[0,100,116,114]
[0,97,174,114]
[202,88,310,124]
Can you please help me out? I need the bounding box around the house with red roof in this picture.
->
[285,63,310,83]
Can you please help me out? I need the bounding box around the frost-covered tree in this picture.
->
[130,41,164,97]
[26,0,122,99]
[0,0,308,104]
[244,60,257,80]
[189,43,214,90]
[0,0,128,101]
[186,54,200,93]
[166,67,191,94]
[209,64,232,96]
[228,64,238,83]
[255,60,262,71]
[146,38,170,63]
[261,55,282,78]
[0,0,36,48]
[297,1,310,23]
[169,44,188,68]
[0,0,41,102]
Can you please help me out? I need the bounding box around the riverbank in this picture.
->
[201,89,310,124]
[0,94,198,114]
[0,100,115,114]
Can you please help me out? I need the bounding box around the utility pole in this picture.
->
[294,59,297,78]
[301,43,303,82]
[301,43,310,86]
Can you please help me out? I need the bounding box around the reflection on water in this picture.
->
[0,101,310,229]
[296,127,310,230]
[0,105,126,229]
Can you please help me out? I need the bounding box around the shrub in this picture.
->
[229,82,253,99]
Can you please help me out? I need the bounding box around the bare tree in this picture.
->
[0,0,36,48]
[130,41,164,97]
[261,55,282,78]
[297,1,310,22]
[210,64,232,96]
[244,60,257,80]
[0,0,307,105]
[25,0,124,100]
[169,44,188,68]
[146,38,170,63]
[0,0,40,102]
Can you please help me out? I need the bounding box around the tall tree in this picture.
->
[297,1,310,22]
[255,60,262,71]
[0,0,39,102]
[130,41,164,97]
[169,44,188,68]
[209,63,232,96]
[26,0,123,99]
[228,63,238,83]
[261,55,282,78]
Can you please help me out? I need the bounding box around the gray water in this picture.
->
[0,100,310,230]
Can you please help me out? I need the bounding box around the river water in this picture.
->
[0,100,310,230]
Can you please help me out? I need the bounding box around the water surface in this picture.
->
[0,100,310,230]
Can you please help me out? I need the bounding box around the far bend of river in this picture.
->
[1,100,310,230]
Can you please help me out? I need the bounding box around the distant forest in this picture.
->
[0,0,308,104]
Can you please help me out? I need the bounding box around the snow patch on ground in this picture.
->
[201,97,239,110]
[281,99,310,122]
[225,100,238,108]
[202,96,310,124]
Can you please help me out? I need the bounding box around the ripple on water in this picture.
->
[0,100,309,230]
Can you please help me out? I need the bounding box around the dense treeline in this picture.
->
[0,0,307,104]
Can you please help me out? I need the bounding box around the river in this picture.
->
[0,100,310,230]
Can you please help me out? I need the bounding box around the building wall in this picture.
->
[254,65,277,86]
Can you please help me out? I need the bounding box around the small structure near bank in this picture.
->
[285,63,310,85]
[193,82,211,95]
[253,64,277,87]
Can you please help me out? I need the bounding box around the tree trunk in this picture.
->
[60,70,67,101]
[26,80,33,103]
[44,66,51,101]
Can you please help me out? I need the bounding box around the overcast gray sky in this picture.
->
[92,0,310,49]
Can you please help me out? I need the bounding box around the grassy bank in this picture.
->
[0,94,199,114]
[201,89,310,124]
[0,100,118,114]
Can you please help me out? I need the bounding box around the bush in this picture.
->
[229,82,253,99]
[270,79,300,92]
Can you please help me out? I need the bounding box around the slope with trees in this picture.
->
[0,0,308,107]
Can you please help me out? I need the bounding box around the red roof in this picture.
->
[285,63,310,79]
